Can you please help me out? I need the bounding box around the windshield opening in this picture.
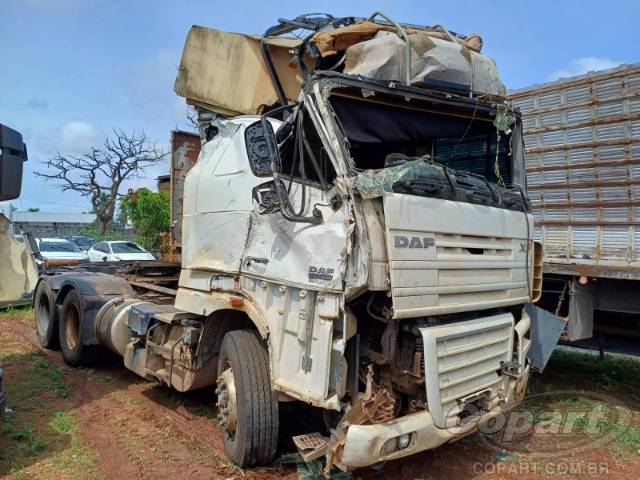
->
[279,108,338,189]
[111,242,144,254]
[39,241,81,253]
[329,94,513,186]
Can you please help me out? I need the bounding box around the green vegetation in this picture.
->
[120,187,170,251]
[50,411,75,434]
[78,225,126,242]
[2,422,47,457]
[0,306,34,324]
[544,349,640,390]
[2,350,70,399]
[0,343,99,477]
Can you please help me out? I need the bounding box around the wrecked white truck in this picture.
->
[34,13,553,472]
[0,123,37,309]
[0,122,33,418]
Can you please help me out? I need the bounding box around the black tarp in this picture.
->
[329,95,492,145]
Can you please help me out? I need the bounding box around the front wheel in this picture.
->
[216,330,279,467]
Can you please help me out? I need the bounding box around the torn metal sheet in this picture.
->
[525,304,566,371]
[0,214,38,306]
[174,26,307,115]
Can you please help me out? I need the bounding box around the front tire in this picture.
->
[34,281,59,349]
[216,330,279,467]
[59,290,95,367]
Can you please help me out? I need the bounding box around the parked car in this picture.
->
[87,241,155,262]
[36,238,89,263]
[61,235,96,251]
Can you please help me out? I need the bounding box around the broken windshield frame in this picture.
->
[311,74,527,210]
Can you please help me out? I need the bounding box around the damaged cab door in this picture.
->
[241,106,351,407]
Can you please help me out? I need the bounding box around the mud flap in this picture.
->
[567,280,595,341]
[524,304,566,371]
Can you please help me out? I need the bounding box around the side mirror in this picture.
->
[252,180,280,213]
[245,119,281,177]
[0,124,28,201]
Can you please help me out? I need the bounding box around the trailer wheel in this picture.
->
[216,330,278,467]
[34,281,59,349]
[59,290,95,367]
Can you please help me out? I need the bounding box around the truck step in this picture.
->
[292,432,329,462]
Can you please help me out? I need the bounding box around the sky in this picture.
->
[1,0,638,212]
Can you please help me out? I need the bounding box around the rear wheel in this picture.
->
[216,330,278,467]
[59,290,95,367]
[34,281,58,349]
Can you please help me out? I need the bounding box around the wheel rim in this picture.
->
[36,295,50,336]
[64,305,80,350]
[215,363,238,437]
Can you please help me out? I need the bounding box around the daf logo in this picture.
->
[394,235,435,249]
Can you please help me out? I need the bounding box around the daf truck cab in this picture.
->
[34,14,547,473]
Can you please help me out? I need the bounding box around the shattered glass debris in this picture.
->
[353,157,447,198]
[493,105,517,133]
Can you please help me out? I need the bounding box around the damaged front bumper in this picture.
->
[334,312,533,470]
[338,369,529,469]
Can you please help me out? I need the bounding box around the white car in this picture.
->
[36,238,89,263]
[87,241,155,262]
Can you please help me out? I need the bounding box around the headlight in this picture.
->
[382,432,414,454]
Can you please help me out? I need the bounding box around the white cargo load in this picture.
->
[509,63,640,279]
[174,20,506,116]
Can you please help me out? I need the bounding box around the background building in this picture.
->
[12,211,96,237]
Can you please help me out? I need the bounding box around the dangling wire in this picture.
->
[286,108,307,217]
[494,129,506,187]
[447,99,479,167]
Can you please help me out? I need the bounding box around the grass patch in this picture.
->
[0,306,34,325]
[50,411,75,434]
[545,349,640,391]
[2,421,47,457]
[2,350,70,400]
[613,423,640,457]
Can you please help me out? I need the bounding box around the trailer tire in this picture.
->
[216,330,278,467]
[59,290,96,367]
[34,281,59,349]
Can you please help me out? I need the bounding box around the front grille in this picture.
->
[390,232,529,317]
[383,194,532,320]
[419,313,514,429]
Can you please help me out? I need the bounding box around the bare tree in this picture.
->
[186,106,199,131]
[35,129,166,234]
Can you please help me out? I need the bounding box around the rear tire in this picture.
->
[216,330,279,467]
[59,290,96,367]
[34,281,59,349]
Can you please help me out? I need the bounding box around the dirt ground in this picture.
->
[1,307,639,480]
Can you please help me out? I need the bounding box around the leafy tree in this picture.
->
[27,207,40,212]
[35,129,166,235]
[120,188,169,251]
